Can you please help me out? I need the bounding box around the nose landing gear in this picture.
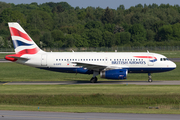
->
[148,73,153,82]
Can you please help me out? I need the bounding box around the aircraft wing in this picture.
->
[73,62,107,71]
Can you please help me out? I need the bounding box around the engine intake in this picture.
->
[100,69,128,79]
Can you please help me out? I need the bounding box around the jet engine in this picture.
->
[100,69,128,79]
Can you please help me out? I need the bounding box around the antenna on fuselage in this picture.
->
[147,50,149,53]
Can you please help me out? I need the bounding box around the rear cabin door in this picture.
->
[41,54,47,66]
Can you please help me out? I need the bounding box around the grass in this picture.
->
[0,85,180,114]
[155,51,180,58]
[0,62,179,82]
[0,54,180,114]
[1,85,180,95]
[0,105,180,114]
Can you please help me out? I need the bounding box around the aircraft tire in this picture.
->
[148,78,153,82]
[90,77,97,83]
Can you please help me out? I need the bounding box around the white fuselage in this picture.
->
[17,52,176,74]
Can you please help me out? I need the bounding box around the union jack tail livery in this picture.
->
[5,22,176,83]
[5,23,44,61]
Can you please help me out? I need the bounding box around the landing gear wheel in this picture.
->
[148,73,153,83]
[90,77,97,83]
[148,78,153,82]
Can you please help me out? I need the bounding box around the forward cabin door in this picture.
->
[41,54,47,66]
[148,54,154,66]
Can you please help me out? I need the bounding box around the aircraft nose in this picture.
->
[170,61,176,68]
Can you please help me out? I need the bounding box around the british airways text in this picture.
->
[112,61,146,65]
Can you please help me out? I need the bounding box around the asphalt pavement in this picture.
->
[1,111,180,120]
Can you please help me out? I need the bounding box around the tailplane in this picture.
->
[5,22,44,61]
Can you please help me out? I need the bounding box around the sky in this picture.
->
[1,0,180,9]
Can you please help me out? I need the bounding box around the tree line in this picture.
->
[0,2,180,48]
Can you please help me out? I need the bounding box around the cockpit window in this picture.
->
[160,58,169,61]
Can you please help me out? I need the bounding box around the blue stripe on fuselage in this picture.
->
[37,67,175,74]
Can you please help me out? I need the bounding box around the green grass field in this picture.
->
[0,58,180,114]
[0,85,180,114]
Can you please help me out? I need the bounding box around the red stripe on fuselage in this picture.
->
[9,27,32,42]
[134,56,157,59]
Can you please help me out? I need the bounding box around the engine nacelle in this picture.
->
[100,69,128,79]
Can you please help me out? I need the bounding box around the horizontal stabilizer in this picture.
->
[5,54,29,62]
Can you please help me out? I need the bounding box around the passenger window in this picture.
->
[100,59,101,61]
[64,59,66,61]
[94,59,96,61]
[114,59,116,61]
[160,58,162,61]
[83,59,85,61]
[97,59,99,61]
[117,59,118,61]
[67,59,69,61]
[56,59,58,61]
[62,59,63,61]
[89,59,91,61]
[102,59,104,61]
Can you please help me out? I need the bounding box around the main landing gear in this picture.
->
[148,73,153,82]
[90,71,99,83]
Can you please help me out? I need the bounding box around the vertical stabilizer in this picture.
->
[5,22,44,61]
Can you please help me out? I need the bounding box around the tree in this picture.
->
[146,29,155,41]
[117,5,125,10]
[0,8,26,24]
[103,31,114,47]
[40,32,54,47]
[73,34,88,47]
[64,34,75,47]
[0,36,4,48]
[172,23,180,40]
[158,25,173,41]
[129,24,147,43]
[120,32,131,45]
[102,7,114,24]
[87,28,102,47]
[104,23,115,33]
[114,32,121,45]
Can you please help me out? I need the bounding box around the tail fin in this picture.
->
[5,22,44,61]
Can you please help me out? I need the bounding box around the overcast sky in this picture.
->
[1,0,180,9]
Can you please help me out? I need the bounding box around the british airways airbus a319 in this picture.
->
[5,22,176,83]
